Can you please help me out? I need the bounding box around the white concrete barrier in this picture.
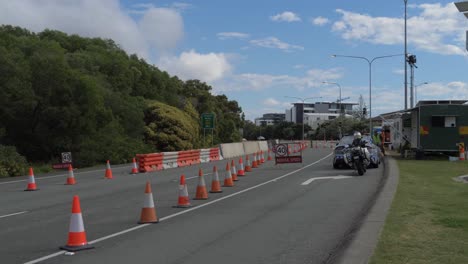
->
[243,141,260,155]
[220,142,245,159]
[258,141,269,152]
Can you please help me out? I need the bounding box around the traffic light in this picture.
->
[363,107,367,116]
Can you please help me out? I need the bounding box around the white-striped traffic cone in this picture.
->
[60,195,93,252]
[24,167,38,191]
[65,164,76,185]
[138,181,159,224]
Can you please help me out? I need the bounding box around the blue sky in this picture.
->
[1,0,467,121]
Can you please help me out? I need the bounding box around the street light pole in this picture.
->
[322,81,342,116]
[332,54,403,134]
[284,96,322,141]
[404,0,408,110]
[415,82,428,103]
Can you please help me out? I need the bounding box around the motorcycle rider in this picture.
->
[351,131,370,167]
[352,131,366,148]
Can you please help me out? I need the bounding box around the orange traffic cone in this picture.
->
[237,157,245,176]
[131,157,138,175]
[252,154,258,168]
[60,195,93,252]
[260,150,265,163]
[105,160,113,179]
[210,166,222,193]
[231,160,238,181]
[24,167,38,191]
[267,149,273,161]
[223,162,234,187]
[195,168,208,200]
[138,181,159,224]
[175,175,191,208]
[245,155,252,172]
[65,165,76,185]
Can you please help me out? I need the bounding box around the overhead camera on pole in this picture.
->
[407,54,418,108]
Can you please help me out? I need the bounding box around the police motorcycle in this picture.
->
[343,133,370,176]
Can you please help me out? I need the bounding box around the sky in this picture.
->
[0,0,467,121]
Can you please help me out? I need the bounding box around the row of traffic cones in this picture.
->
[25,150,276,191]
[175,153,267,207]
[24,158,140,191]
[59,152,273,252]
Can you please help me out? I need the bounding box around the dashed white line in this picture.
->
[0,211,28,219]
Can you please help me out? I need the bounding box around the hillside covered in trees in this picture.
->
[0,25,243,174]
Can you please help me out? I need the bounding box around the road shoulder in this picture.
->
[336,155,399,264]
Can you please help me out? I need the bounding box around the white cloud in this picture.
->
[332,3,467,56]
[312,16,329,26]
[0,0,185,59]
[217,32,250,40]
[393,69,405,75]
[158,50,232,83]
[263,98,281,106]
[138,7,184,54]
[250,37,304,52]
[170,2,192,11]
[418,81,468,98]
[214,67,343,93]
[270,11,301,22]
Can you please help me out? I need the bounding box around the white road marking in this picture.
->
[0,165,131,185]
[0,211,28,219]
[301,175,353,185]
[23,153,332,264]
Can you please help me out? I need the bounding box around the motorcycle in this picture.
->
[343,144,370,176]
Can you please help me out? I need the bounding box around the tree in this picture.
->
[352,94,367,120]
[144,101,200,151]
[0,25,246,167]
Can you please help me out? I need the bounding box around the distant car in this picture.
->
[333,135,354,169]
[362,135,382,168]
[333,135,381,169]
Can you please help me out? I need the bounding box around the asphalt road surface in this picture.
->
[0,148,384,264]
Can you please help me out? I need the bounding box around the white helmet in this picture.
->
[354,131,362,139]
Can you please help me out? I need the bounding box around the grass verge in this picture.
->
[370,159,468,264]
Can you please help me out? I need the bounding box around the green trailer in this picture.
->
[411,100,468,152]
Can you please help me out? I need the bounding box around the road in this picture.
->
[0,148,385,264]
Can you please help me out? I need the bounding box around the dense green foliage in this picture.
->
[314,116,368,140]
[0,145,27,177]
[144,101,201,151]
[242,117,368,141]
[0,25,243,169]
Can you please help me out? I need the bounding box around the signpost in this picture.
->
[273,143,303,164]
[52,152,73,169]
[201,113,215,146]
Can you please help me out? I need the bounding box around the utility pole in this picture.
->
[404,0,408,109]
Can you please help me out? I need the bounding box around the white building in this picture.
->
[304,113,353,130]
[285,101,357,129]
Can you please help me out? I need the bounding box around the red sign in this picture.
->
[52,162,72,169]
[275,156,302,164]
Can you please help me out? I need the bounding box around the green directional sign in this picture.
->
[201,113,215,129]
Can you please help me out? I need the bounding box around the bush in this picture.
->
[0,145,28,177]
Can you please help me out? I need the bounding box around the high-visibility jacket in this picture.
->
[373,134,381,145]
